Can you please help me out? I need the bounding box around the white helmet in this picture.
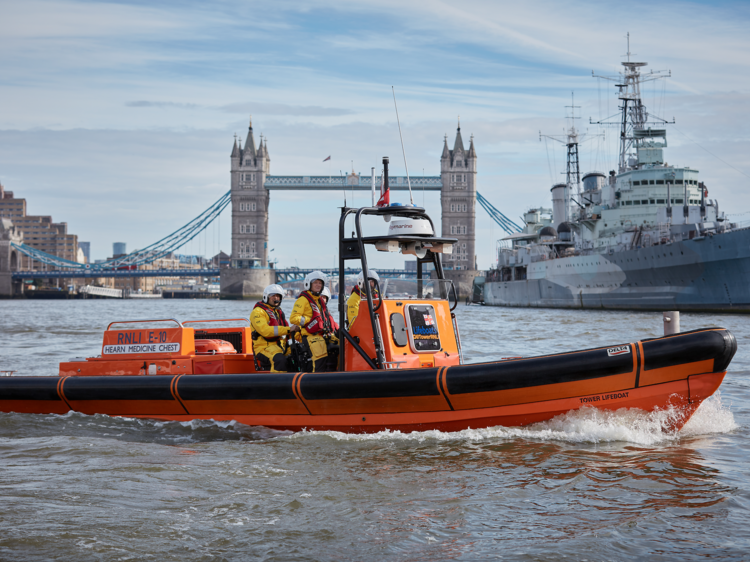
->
[357,269,379,289]
[304,270,328,295]
[262,283,285,304]
[321,287,331,300]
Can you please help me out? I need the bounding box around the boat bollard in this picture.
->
[663,311,680,335]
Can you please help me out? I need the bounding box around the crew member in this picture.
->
[347,269,379,329]
[321,287,339,332]
[250,284,298,373]
[321,286,340,371]
[291,271,335,372]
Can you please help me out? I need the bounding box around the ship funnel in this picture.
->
[551,183,567,230]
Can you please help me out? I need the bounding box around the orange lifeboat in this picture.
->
[0,202,738,433]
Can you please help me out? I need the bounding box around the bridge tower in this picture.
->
[440,122,477,270]
[230,118,271,267]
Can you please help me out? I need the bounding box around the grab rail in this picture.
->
[106,318,183,330]
[183,318,251,327]
[449,280,458,311]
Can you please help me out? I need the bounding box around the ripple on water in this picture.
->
[2,301,750,560]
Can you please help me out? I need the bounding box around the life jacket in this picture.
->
[252,301,289,342]
[351,285,379,299]
[298,291,331,335]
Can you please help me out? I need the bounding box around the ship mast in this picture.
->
[592,33,672,174]
[565,94,581,201]
[541,93,586,223]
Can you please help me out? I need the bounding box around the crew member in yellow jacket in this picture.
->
[250,284,298,373]
[291,270,337,372]
[347,269,380,328]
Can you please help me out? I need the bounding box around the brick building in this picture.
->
[0,183,82,269]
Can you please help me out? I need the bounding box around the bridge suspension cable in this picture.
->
[476,192,522,235]
[12,190,232,270]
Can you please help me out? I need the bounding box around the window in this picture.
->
[656,180,664,185]
[450,204,455,212]
[462,204,467,212]
[675,179,683,185]
[625,201,632,205]
[657,199,665,204]
[251,202,256,211]
[649,180,655,185]
[633,181,640,186]
[250,224,256,234]
[634,201,641,205]
[642,200,649,205]
[239,224,246,233]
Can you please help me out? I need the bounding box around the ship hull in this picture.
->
[484,228,750,311]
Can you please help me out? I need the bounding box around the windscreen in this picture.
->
[380,278,454,301]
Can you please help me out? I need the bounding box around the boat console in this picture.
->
[337,202,461,371]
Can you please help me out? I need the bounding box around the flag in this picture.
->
[323,156,331,162]
[376,173,390,207]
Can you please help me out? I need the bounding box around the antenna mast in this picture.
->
[540,93,596,223]
[392,87,415,206]
[591,33,672,173]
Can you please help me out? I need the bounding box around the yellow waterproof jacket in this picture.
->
[347,291,361,328]
[250,303,291,355]
[291,291,326,337]
[347,288,379,328]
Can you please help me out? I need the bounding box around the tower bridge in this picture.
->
[224,119,481,299]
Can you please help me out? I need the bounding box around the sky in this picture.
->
[1,0,749,269]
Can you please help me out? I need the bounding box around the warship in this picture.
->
[481,52,749,312]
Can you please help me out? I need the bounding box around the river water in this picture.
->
[1,299,749,561]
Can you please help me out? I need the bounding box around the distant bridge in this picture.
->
[11,267,415,281]
[274,268,416,283]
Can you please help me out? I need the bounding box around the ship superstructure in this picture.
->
[483,52,749,311]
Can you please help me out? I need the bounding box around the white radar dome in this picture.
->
[387,218,434,237]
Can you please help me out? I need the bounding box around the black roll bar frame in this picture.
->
[337,156,456,371]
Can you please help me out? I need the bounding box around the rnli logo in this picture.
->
[607,345,630,357]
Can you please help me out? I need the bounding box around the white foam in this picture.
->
[679,392,738,436]
[289,396,737,446]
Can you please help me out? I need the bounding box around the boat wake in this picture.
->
[291,393,737,446]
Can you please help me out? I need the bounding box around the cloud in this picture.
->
[1,0,749,268]
[219,103,353,117]
[126,101,201,109]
